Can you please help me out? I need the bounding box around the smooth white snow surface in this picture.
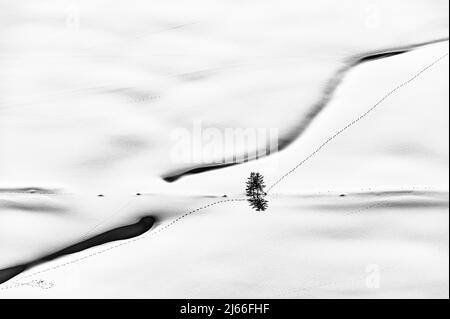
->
[0,0,448,298]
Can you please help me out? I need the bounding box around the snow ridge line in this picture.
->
[266,52,449,193]
[0,198,246,290]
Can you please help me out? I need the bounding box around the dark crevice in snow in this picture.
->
[162,163,237,182]
[0,216,156,285]
[160,38,448,182]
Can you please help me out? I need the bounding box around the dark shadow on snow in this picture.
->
[0,216,156,285]
[161,38,448,183]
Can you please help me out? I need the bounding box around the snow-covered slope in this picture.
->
[0,0,448,298]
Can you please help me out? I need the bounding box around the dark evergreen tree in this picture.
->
[245,172,268,211]
[248,196,268,212]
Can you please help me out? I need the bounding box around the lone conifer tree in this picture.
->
[246,172,268,211]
